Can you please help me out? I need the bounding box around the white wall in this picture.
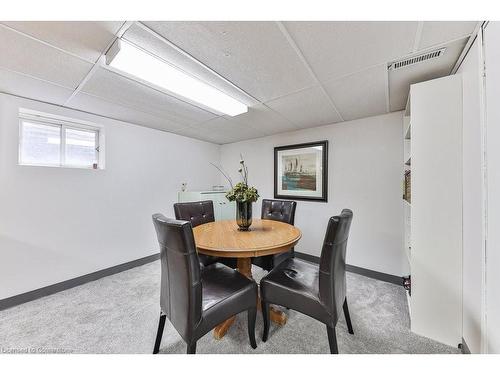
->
[484,21,500,354]
[457,34,486,354]
[0,93,220,300]
[220,112,405,276]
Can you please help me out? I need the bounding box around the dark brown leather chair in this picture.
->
[152,214,258,354]
[260,209,354,354]
[252,199,297,271]
[174,200,236,269]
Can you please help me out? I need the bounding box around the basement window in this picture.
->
[18,109,104,169]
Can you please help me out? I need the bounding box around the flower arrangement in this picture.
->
[211,155,259,203]
[211,155,259,231]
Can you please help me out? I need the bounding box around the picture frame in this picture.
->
[274,140,328,202]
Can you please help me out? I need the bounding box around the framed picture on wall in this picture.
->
[274,140,328,202]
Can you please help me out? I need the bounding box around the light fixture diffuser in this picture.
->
[105,39,248,117]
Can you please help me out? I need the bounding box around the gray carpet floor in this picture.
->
[0,260,460,354]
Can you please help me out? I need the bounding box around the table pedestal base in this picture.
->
[214,316,236,340]
[213,257,287,340]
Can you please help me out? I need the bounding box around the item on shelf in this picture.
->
[403,275,411,296]
[181,182,187,192]
[212,185,225,191]
[403,170,411,203]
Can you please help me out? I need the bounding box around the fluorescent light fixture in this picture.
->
[105,39,248,117]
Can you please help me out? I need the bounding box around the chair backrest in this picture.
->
[174,200,215,228]
[261,199,297,225]
[152,214,202,342]
[318,209,353,324]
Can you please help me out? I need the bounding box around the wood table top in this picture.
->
[192,219,302,258]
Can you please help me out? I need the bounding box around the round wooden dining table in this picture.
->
[193,218,302,339]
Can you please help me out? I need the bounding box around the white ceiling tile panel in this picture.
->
[173,126,216,143]
[0,25,93,89]
[284,21,418,83]
[223,104,299,136]
[389,38,467,111]
[265,86,342,129]
[122,23,259,107]
[173,127,224,144]
[66,92,186,132]
[192,116,267,143]
[323,64,388,121]
[1,21,123,63]
[141,21,317,102]
[418,21,477,49]
[80,67,217,126]
[0,68,74,105]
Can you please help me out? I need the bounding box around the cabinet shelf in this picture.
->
[404,122,411,140]
[403,115,411,140]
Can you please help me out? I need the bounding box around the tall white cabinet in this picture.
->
[404,74,463,347]
[178,191,235,221]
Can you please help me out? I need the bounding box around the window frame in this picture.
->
[18,110,104,170]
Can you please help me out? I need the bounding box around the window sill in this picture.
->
[18,163,105,171]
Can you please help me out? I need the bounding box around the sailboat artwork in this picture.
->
[274,140,328,202]
[282,154,317,191]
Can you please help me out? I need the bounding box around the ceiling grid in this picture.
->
[63,21,134,106]
[0,21,480,144]
[275,21,345,122]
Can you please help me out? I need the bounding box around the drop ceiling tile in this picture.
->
[225,104,300,136]
[173,126,215,143]
[192,116,267,142]
[173,126,226,144]
[122,23,258,107]
[141,21,316,102]
[180,122,265,144]
[80,67,217,126]
[1,21,123,63]
[0,25,93,89]
[0,68,73,105]
[66,92,186,133]
[284,21,418,82]
[323,64,388,121]
[389,38,467,111]
[265,86,342,129]
[418,21,477,49]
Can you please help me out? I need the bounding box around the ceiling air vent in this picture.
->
[388,48,446,71]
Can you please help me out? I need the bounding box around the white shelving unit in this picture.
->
[403,101,412,269]
[403,74,463,347]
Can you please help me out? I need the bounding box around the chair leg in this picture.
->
[261,300,270,342]
[153,313,166,354]
[326,325,339,354]
[343,298,354,334]
[187,341,197,354]
[248,307,257,349]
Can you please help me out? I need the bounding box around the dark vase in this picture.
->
[236,201,253,231]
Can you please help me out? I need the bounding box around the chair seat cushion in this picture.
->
[260,258,332,324]
[198,254,219,268]
[196,263,257,338]
[198,254,237,270]
[252,249,293,271]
